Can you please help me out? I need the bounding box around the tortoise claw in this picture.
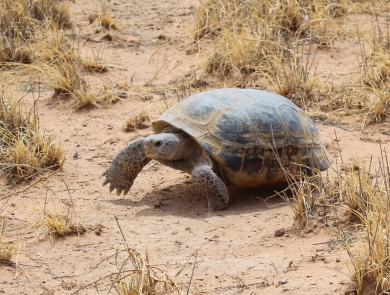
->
[109,183,115,194]
[102,178,110,186]
[123,187,130,196]
[116,187,123,196]
[102,170,108,177]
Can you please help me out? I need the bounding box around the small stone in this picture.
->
[274,228,285,237]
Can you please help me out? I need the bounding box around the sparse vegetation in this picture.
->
[0,91,64,179]
[0,221,18,263]
[1,0,390,294]
[279,144,390,295]
[122,108,150,132]
[194,0,390,123]
[37,209,85,238]
[334,154,390,295]
[109,246,181,295]
[88,0,119,31]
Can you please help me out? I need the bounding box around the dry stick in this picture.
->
[333,129,344,164]
[357,169,373,258]
[0,170,58,201]
[271,260,280,286]
[174,235,217,278]
[114,215,129,248]
[186,253,197,295]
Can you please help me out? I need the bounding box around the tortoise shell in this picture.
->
[152,89,333,187]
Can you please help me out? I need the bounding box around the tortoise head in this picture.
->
[102,139,150,196]
[143,133,183,161]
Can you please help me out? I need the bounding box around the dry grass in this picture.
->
[326,149,390,295]
[75,244,182,294]
[279,142,390,295]
[88,0,119,31]
[109,246,181,295]
[122,108,151,133]
[37,209,85,238]
[196,0,349,85]
[0,0,71,63]
[194,0,348,41]
[0,221,18,263]
[0,240,18,263]
[0,0,99,108]
[0,91,65,179]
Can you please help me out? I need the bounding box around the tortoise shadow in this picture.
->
[106,181,291,219]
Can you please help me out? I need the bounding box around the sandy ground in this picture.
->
[1,0,390,294]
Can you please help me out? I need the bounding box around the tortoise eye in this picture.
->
[155,141,162,147]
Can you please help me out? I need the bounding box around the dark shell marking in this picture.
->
[152,89,333,187]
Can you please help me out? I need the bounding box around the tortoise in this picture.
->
[102,88,333,210]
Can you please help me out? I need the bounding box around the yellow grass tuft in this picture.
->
[38,209,85,238]
[122,109,151,133]
[89,0,119,30]
[0,91,65,179]
[281,143,390,294]
[109,246,181,295]
[337,157,390,295]
[0,0,72,64]
[0,221,19,263]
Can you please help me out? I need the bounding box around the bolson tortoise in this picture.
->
[102,88,333,210]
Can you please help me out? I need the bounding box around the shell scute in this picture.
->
[210,108,254,145]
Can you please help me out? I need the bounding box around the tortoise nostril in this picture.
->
[155,141,162,147]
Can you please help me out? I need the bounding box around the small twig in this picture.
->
[0,170,58,201]
[334,129,344,164]
[114,216,129,247]
[144,161,158,171]
[175,235,217,278]
[75,242,102,248]
[271,260,280,285]
[312,239,343,246]
[186,253,197,295]
[0,260,39,268]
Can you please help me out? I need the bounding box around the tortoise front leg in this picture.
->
[190,155,229,211]
[102,139,151,196]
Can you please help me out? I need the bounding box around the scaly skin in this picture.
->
[190,154,229,211]
[102,139,151,196]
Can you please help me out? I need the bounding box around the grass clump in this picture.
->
[0,240,17,263]
[0,0,71,63]
[0,92,64,179]
[109,246,181,295]
[195,0,348,99]
[38,209,85,238]
[88,0,119,31]
[333,155,390,295]
[0,221,18,263]
[0,0,98,108]
[195,0,347,41]
[122,109,150,133]
[280,142,390,295]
